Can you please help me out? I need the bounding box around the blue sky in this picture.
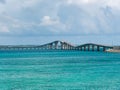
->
[0,0,120,45]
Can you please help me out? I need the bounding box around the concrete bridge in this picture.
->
[75,43,113,51]
[36,40,75,50]
[0,41,113,51]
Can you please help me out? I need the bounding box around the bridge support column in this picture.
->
[60,42,63,50]
[88,45,90,51]
[92,45,94,51]
[63,44,65,50]
[64,44,66,50]
[50,44,52,49]
[97,46,100,51]
[54,42,58,49]
[84,46,86,51]
[81,47,83,51]
[47,45,49,49]
[68,45,70,50]
[47,45,50,49]
[103,47,106,51]
[70,46,72,50]
[80,47,82,51]
[66,44,69,50]
[78,47,81,51]
[61,44,63,50]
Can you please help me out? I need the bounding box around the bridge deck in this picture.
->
[0,41,113,52]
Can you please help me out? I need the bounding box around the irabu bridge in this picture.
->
[0,40,113,52]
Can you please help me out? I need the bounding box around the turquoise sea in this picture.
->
[0,50,120,90]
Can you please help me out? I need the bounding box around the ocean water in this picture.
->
[0,50,120,90]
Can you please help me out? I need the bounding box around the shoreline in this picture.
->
[106,49,120,53]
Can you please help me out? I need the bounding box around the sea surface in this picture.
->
[0,50,120,90]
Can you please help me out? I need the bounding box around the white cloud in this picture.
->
[67,0,98,5]
[80,19,99,34]
[0,24,9,33]
[40,16,68,33]
[40,16,59,26]
[66,0,120,10]
[0,0,120,35]
[64,0,120,34]
[107,0,120,10]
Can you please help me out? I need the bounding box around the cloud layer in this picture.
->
[0,0,5,4]
[0,0,120,36]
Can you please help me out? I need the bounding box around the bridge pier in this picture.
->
[97,46,100,51]
[92,45,94,51]
[55,42,58,49]
[83,46,85,51]
[103,47,106,51]
[88,45,90,51]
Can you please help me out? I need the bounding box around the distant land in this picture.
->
[106,46,120,53]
